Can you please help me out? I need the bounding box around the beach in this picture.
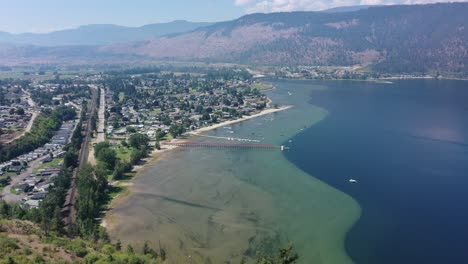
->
[103,84,359,264]
[103,105,293,222]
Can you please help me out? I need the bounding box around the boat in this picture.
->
[349,179,358,183]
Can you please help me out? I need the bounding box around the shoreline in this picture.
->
[102,105,292,228]
[189,105,292,135]
[145,105,292,158]
[275,75,468,83]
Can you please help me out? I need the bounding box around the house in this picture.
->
[8,165,24,173]
[41,156,53,163]
[34,183,52,192]
[30,192,47,200]
[24,199,40,209]
[15,183,30,193]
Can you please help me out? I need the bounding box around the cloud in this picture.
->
[403,0,467,3]
[234,0,467,13]
[245,0,331,12]
[235,0,254,5]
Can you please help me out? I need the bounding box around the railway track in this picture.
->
[63,85,98,228]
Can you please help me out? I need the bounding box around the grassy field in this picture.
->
[250,81,274,90]
[149,108,162,115]
[115,145,133,163]
[118,92,125,103]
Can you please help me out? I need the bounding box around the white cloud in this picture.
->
[403,0,466,3]
[235,0,254,6]
[239,0,364,13]
[235,0,467,13]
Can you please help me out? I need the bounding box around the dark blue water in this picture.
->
[281,79,468,264]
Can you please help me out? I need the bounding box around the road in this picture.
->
[5,91,38,144]
[0,156,45,203]
[88,86,106,165]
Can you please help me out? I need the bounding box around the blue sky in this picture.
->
[0,0,463,33]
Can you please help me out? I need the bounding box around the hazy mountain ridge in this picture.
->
[0,20,214,46]
[0,3,467,75]
[101,3,468,74]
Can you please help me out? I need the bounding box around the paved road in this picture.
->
[88,86,106,165]
[0,156,45,203]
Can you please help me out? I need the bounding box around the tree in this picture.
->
[96,148,117,170]
[128,133,149,149]
[16,108,25,115]
[94,141,111,158]
[116,239,122,251]
[126,245,134,254]
[126,126,137,133]
[169,124,185,138]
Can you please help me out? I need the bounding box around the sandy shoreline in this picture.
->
[189,105,292,135]
[102,105,292,228]
[130,105,293,172]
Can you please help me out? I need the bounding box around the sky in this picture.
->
[0,0,464,33]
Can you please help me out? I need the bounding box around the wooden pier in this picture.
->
[163,141,278,149]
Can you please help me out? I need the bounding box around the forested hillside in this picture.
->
[103,3,468,74]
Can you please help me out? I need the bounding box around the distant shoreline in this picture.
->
[275,75,468,83]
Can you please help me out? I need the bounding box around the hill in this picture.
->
[101,3,468,74]
[0,218,163,263]
[0,3,466,75]
[0,20,213,46]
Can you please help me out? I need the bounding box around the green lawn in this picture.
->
[250,82,273,90]
[149,108,162,115]
[114,146,133,163]
[118,92,125,103]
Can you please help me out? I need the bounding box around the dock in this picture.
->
[163,141,278,149]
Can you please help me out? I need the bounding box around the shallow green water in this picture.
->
[106,82,360,264]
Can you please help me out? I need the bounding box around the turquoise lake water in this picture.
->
[107,79,468,264]
[106,80,360,264]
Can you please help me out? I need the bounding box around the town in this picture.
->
[0,67,276,213]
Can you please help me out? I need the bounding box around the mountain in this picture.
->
[101,3,468,74]
[0,3,467,75]
[0,20,213,46]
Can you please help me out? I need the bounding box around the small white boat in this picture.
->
[349,179,358,183]
[288,92,293,96]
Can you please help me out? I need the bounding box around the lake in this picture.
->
[281,79,468,264]
[106,79,468,264]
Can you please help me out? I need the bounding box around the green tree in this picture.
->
[126,244,134,254]
[116,239,122,251]
[128,133,149,149]
[94,141,111,158]
[96,148,117,170]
